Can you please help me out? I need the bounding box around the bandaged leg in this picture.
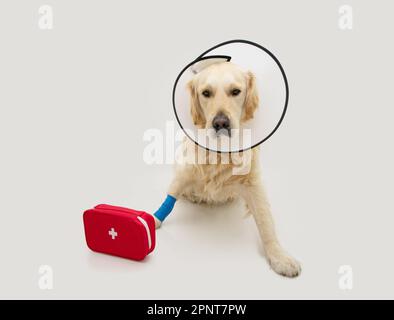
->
[153,194,177,228]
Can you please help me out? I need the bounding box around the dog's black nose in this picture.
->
[212,113,230,132]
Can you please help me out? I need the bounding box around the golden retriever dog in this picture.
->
[156,61,301,277]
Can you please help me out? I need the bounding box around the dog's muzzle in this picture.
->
[212,113,231,136]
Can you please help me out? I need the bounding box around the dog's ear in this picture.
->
[242,71,259,122]
[187,79,206,127]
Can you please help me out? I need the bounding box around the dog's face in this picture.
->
[187,62,259,135]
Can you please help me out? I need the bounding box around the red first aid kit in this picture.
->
[83,204,156,261]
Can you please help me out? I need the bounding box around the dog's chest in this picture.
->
[184,164,240,204]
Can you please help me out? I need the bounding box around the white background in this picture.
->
[0,0,393,299]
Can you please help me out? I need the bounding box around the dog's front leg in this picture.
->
[240,183,301,277]
[153,170,194,229]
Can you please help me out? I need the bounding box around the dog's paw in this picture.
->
[154,216,162,229]
[266,247,301,278]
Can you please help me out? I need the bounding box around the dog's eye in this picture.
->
[202,90,211,98]
[231,89,241,96]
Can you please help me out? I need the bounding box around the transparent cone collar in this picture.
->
[173,40,289,153]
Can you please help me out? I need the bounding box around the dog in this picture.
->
[156,61,301,277]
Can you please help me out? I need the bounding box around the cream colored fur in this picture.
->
[156,62,301,277]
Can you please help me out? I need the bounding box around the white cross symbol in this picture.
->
[108,227,118,240]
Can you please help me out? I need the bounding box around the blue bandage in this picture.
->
[154,194,177,222]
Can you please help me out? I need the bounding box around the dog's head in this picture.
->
[187,62,259,135]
